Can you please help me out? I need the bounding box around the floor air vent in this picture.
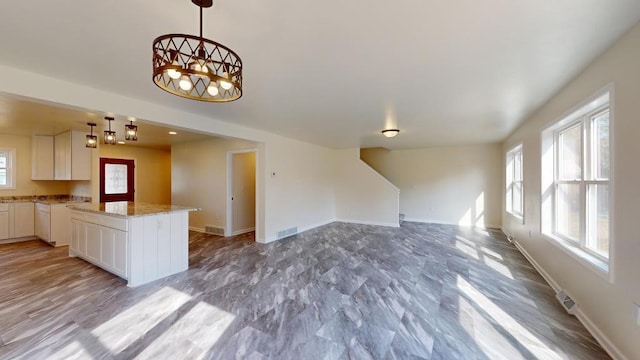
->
[277,227,298,239]
[556,290,578,315]
[205,225,225,236]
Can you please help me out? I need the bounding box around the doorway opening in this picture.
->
[226,149,257,237]
[100,158,135,202]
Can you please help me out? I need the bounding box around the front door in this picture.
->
[100,158,135,203]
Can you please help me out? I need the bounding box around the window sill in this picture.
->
[542,233,611,283]
[507,211,524,224]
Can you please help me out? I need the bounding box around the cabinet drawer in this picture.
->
[36,203,51,213]
[99,216,128,231]
[0,204,8,212]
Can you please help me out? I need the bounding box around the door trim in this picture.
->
[226,148,257,237]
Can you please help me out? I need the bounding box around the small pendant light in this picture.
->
[85,122,97,148]
[104,117,117,145]
[125,120,138,141]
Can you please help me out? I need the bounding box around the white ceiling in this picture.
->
[0,0,639,149]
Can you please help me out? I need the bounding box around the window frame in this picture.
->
[506,144,524,222]
[540,86,613,280]
[0,148,16,190]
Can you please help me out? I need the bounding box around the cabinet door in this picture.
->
[101,227,128,277]
[37,210,50,241]
[0,212,9,240]
[13,202,35,238]
[54,132,72,180]
[85,223,100,262]
[70,219,80,254]
[32,136,54,180]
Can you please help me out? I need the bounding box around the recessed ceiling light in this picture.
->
[117,141,125,144]
[169,131,177,135]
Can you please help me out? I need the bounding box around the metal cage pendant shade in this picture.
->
[152,0,243,102]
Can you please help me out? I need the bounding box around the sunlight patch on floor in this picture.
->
[480,246,503,261]
[91,287,191,354]
[483,256,514,279]
[135,301,236,360]
[457,276,563,360]
[51,340,92,360]
[455,240,479,260]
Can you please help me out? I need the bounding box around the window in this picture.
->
[506,144,524,220]
[0,148,16,189]
[541,88,611,274]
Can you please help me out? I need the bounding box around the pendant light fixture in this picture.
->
[152,0,243,102]
[104,117,117,145]
[382,129,400,138]
[125,120,138,141]
[85,122,98,148]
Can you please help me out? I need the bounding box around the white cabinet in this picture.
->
[32,136,55,180]
[35,202,75,246]
[35,203,51,242]
[54,131,91,180]
[0,204,9,240]
[13,202,34,238]
[70,214,128,278]
[69,209,189,287]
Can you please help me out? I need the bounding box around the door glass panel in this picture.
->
[105,164,128,194]
[556,183,580,241]
[587,184,609,257]
[558,125,582,181]
[0,169,5,185]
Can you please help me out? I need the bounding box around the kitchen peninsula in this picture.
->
[68,201,199,287]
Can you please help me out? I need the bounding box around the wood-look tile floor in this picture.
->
[0,222,609,359]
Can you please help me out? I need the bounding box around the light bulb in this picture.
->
[220,72,232,90]
[107,135,114,141]
[167,68,181,79]
[207,85,219,96]
[179,77,193,91]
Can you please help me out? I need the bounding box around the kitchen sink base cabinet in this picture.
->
[70,210,189,287]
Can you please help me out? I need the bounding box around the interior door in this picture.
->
[231,152,256,234]
[100,158,135,203]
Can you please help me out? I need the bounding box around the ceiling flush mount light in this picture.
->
[152,0,243,102]
[382,129,400,138]
[125,120,138,141]
[86,122,98,148]
[104,117,117,145]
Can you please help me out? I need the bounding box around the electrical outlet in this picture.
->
[633,303,640,327]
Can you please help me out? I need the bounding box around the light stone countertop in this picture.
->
[67,202,200,218]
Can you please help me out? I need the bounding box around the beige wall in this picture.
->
[97,145,172,204]
[0,134,69,196]
[335,149,399,227]
[172,137,257,232]
[502,21,640,359]
[361,144,503,228]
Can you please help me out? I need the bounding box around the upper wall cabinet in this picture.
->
[32,135,55,180]
[54,131,91,180]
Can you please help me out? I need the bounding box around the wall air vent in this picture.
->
[204,225,225,236]
[277,227,298,240]
[556,290,578,315]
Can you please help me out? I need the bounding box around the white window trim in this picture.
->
[0,148,16,190]
[506,144,524,223]
[540,84,614,283]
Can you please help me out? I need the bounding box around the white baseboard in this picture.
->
[510,237,626,360]
[405,218,501,229]
[0,236,38,245]
[336,218,399,228]
[231,227,255,236]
